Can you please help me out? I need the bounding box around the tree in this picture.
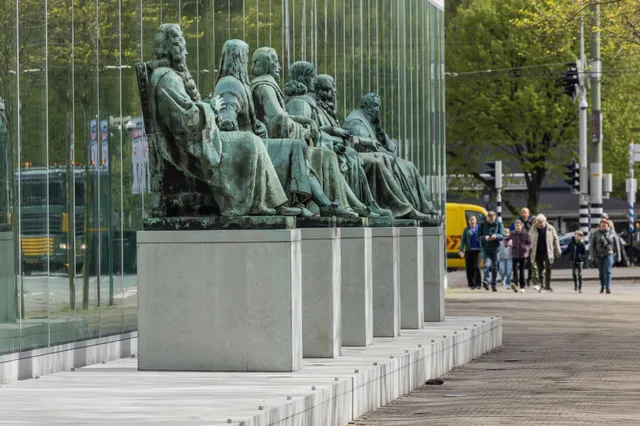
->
[513,0,640,199]
[446,0,579,214]
[513,0,640,56]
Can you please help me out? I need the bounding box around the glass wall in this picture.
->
[0,0,445,356]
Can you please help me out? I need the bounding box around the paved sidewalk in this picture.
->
[447,266,640,287]
[355,282,640,425]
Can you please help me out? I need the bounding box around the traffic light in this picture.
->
[557,62,579,98]
[485,160,502,190]
[564,158,579,193]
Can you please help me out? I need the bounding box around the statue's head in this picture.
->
[284,61,315,97]
[360,93,381,120]
[152,24,188,71]
[315,74,336,103]
[288,61,315,90]
[217,39,250,85]
[151,24,200,101]
[252,47,281,80]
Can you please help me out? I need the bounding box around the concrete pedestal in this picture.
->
[137,229,303,372]
[398,227,424,329]
[371,227,400,337]
[300,228,342,358]
[0,228,16,324]
[423,225,445,322]
[341,227,373,346]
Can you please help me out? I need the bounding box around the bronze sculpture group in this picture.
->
[136,24,440,225]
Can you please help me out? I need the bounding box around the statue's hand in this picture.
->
[330,127,350,139]
[219,119,239,132]
[256,120,268,138]
[303,120,319,142]
[332,143,347,154]
[210,95,226,113]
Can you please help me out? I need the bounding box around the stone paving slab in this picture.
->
[0,317,501,426]
[355,281,640,425]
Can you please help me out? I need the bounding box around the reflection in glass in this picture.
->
[0,0,446,357]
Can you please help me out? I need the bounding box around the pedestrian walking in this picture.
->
[589,218,622,294]
[459,215,482,289]
[567,230,587,292]
[478,210,505,292]
[509,208,533,286]
[504,219,531,293]
[529,214,562,293]
[498,228,513,289]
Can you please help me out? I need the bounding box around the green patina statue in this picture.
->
[313,75,434,221]
[212,39,312,218]
[249,48,361,219]
[136,24,300,217]
[284,63,391,218]
[343,93,441,225]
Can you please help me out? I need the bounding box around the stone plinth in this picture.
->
[371,227,400,338]
[297,216,367,229]
[137,229,303,372]
[423,225,446,322]
[367,217,394,228]
[300,227,342,358]
[398,227,424,329]
[0,227,16,324]
[341,227,373,346]
[394,219,418,227]
[143,215,295,231]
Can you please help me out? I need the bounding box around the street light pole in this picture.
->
[578,0,590,234]
[589,1,603,228]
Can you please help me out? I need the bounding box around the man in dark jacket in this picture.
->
[478,210,505,291]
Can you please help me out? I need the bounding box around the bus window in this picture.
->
[74,181,85,205]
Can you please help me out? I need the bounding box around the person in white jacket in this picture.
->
[529,214,562,292]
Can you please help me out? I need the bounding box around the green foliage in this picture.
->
[513,0,640,199]
[446,0,579,213]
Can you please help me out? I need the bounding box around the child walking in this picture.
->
[567,230,587,292]
[504,220,532,293]
[499,229,513,289]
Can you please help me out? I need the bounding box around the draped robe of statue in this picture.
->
[148,66,288,215]
[251,74,355,211]
[285,89,371,214]
[314,99,413,216]
[343,109,437,216]
[213,74,312,206]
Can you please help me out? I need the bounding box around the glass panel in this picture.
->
[0,1,19,355]
[19,0,50,351]
[47,0,77,346]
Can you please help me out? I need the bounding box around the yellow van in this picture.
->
[446,203,487,270]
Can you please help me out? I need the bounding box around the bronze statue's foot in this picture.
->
[275,205,302,216]
[351,205,378,218]
[298,206,317,218]
[403,210,431,221]
[320,203,358,218]
[345,207,362,218]
[369,203,392,217]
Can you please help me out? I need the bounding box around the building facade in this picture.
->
[0,0,445,357]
